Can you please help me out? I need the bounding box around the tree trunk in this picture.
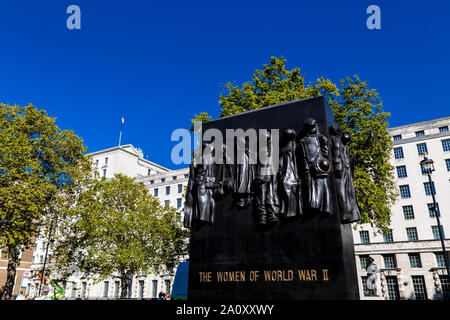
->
[0,245,20,300]
[120,271,127,299]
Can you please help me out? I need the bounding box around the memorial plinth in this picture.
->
[186,96,360,300]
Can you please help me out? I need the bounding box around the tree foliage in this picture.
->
[50,174,189,298]
[0,103,90,299]
[192,57,397,232]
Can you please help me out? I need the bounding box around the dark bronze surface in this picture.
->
[330,123,361,223]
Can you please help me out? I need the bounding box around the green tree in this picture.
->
[189,112,212,133]
[0,103,90,299]
[192,57,397,232]
[49,174,189,298]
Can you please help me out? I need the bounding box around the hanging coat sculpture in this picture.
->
[184,143,218,228]
[297,118,332,214]
[233,135,254,208]
[278,128,303,218]
[253,130,280,225]
[329,122,361,223]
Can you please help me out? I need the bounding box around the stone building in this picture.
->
[353,116,450,300]
[0,242,34,297]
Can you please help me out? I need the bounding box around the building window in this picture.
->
[428,203,440,217]
[105,157,108,165]
[361,276,376,296]
[359,231,370,244]
[152,280,158,298]
[399,185,411,198]
[154,188,158,197]
[396,165,407,178]
[165,200,170,208]
[409,253,422,268]
[440,276,450,299]
[165,186,170,195]
[439,126,449,133]
[442,139,450,152]
[150,180,154,184]
[95,159,99,167]
[435,252,448,268]
[184,174,189,178]
[176,212,181,224]
[383,230,394,243]
[432,225,445,240]
[393,147,404,159]
[412,276,428,300]
[446,159,450,172]
[403,205,415,220]
[172,176,177,181]
[103,281,109,298]
[423,181,436,196]
[415,130,425,137]
[416,143,428,156]
[178,184,183,193]
[161,178,166,183]
[103,169,107,177]
[138,280,145,299]
[359,255,371,269]
[385,276,400,300]
[148,169,152,175]
[406,227,419,241]
[114,281,120,298]
[165,279,171,294]
[383,255,396,269]
[177,198,182,209]
[393,134,402,141]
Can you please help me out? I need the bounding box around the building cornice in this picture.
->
[355,239,450,255]
[388,116,450,133]
[392,131,450,146]
[87,145,170,172]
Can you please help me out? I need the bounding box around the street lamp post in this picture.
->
[420,153,450,298]
[38,217,54,296]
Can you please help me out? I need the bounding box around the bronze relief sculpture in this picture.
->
[329,123,361,223]
[184,118,361,228]
[233,136,254,208]
[253,130,280,225]
[184,143,218,228]
[278,128,303,218]
[297,118,331,214]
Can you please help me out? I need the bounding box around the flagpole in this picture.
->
[118,117,124,146]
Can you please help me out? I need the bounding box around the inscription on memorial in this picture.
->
[199,269,329,283]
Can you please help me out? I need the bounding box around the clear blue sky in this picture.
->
[1,0,449,169]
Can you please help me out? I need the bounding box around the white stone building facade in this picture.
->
[353,116,450,300]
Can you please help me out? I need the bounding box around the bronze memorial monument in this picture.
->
[184,96,361,300]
